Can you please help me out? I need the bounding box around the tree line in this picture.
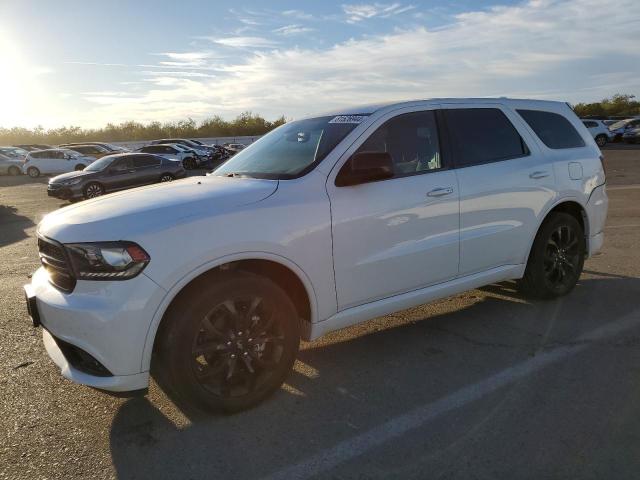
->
[572,94,640,118]
[0,112,286,145]
[1,94,638,146]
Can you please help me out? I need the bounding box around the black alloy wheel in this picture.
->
[156,271,300,412]
[519,212,585,299]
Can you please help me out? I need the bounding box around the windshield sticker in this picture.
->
[329,115,368,124]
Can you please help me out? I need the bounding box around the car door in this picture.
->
[131,155,162,184]
[104,156,138,190]
[50,151,69,174]
[442,104,556,275]
[327,107,460,310]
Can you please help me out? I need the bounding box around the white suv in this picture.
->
[23,149,95,178]
[581,119,614,147]
[25,99,607,412]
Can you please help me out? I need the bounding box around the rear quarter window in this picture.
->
[518,109,585,149]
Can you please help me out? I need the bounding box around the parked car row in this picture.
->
[0,138,251,177]
[580,116,640,146]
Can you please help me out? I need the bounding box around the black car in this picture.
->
[47,153,186,201]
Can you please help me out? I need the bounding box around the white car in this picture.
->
[25,98,607,412]
[137,144,201,170]
[581,119,614,147]
[22,149,95,178]
[608,118,640,140]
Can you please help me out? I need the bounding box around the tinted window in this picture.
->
[518,109,585,149]
[583,121,598,128]
[111,157,133,171]
[133,155,161,168]
[141,146,160,153]
[445,108,528,167]
[354,110,442,176]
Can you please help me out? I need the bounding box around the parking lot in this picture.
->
[1,145,639,479]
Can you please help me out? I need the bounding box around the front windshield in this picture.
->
[84,155,116,172]
[214,115,367,179]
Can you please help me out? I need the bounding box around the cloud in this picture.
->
[200,36,278,49]
[53,0,640,127]
[282,9,314,20]
[273,24,314,36]
[342,3,416,23]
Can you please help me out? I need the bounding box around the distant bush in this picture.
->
[0,112,287,145]
[573,94,640,118]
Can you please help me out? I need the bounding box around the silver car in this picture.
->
[0,153,23,175]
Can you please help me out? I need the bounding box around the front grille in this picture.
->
[38,236,76,292]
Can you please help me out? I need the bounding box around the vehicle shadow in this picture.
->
[109,273,640,480]
[0,175,49,187]
[0,204,35,248]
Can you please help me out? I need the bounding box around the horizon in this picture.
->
[1,0,639,129]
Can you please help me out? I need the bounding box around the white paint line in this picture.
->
[605,224,640,229]
[263,309,640,480]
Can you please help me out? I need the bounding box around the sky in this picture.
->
[0,0,639,129]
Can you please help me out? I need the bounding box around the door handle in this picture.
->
[426,187,454,197]
[529,171,549,179]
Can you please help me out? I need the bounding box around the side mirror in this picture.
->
[336,151,394,187]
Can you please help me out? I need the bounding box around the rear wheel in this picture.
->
[156,271,300,413]
[27,167,40,178]
[159,173,174,182]
[519,212,585,299]
[8,166,20,176]
[183,157,196,170]
[75,164,86,171]
[595,134,607,147]
[83,182,104,199]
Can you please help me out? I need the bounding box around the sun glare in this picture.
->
[0,29,48,127]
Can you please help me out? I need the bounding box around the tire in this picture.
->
[156,271,300,413]
[595,134,607,147]
[519,212,585,299]
[83,182,104,199]
[183,157,196,170]
[8,166,20,176]
[159,173,174,182]
[75,164,86,171]
[27,167,40,178]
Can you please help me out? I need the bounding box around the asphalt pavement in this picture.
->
[1,145,639,479]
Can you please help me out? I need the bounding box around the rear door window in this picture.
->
[517,109,585,149]
[444,108,528,167]
[133,155,161,168]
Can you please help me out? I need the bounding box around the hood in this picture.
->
[49,170,97,183]
[38,175,278,242]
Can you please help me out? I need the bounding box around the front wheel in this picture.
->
[595,135,607,147]
[519,212,585,299]
[156,272,300,413]
[83,182,104,199]
[159,173,174,182]
[75,164,86,171]
[27,167,40,178]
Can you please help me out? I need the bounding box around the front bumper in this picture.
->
[29,266,166,391]
[47,184,82,200]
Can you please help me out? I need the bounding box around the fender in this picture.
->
[139,251,319,372]
[521,194,590,268]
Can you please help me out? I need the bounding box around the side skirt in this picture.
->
[305,264,525,341]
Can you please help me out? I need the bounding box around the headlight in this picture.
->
[65,241,150,280]
[62,178,82,186]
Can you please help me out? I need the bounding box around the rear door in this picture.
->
[131,155,162,184]
[105,156,138,190]
[442,104,556,275]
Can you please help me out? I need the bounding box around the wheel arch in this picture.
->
[523,197,589,267]
[140,252,318,372]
